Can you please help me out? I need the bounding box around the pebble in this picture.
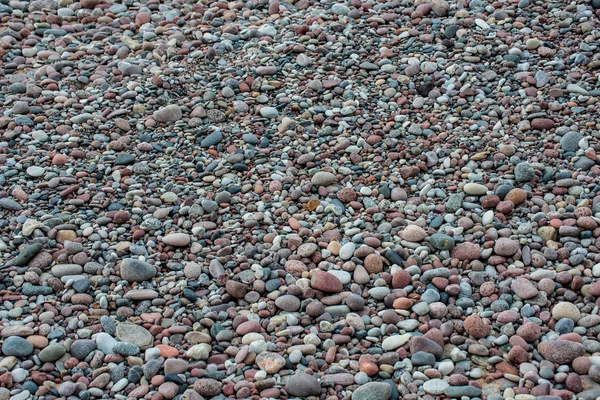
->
[286,373,321,397]
[0,1,595,399]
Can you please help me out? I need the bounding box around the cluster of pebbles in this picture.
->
[2,0,600,399]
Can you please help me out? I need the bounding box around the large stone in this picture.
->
[352,382,392,400]
[311,171,336,186]
[464,315,491,339]
[187,343,211,360]
[311,270,343,293]
[285,373,321,397]
[153,105,182,123]
[463,182,487,195]
[162,233,191,247]
[511,278,538,299]
[116,323,154,350]
[39,344,66,362]
[429,233,454,250]
[451,242,481,261]
[193,378,222,397]
[256,352,286,374]
[402,225,426,242]
[70,340,96,360]
[2,337,33,357]
[119,259,157,282]
[275,295,300,312]
[552,302,581,322]
[538,340,585,364]
[494,238,519,256]
[560,131,583,152]
[410,336,443,359]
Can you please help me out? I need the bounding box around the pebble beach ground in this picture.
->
[1,0,600,399]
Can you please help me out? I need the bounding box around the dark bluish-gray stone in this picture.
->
[143,358,163,380]
[214,191,230,204]
[0,198,23,211]
[444,25,459,39]
[560,131,582,152]
[183,288,197,302]
[22,382,37,394]
[200,130,223,147]
[110,365,125,382]
[14,243,43,266]
[384,248,403,266]
[9,83,26,93]
[429,233,454,250]
[44,29,67,36]
[430,215,444,228]
[47,330,65,340]
[22,285,53,296]
[444,386,483,398]
[79,390,90,400]
[555,318,574,334]
[265,279,281,292]
[39,343,66,362]
[232,163,248,172]
[2,336,33,357]
[515,162,535,182]
[70,339,96,360]
[114,154,136,165]
[421,288,440,304]
[242,134,258,144]
[445,193,463,212]
[360,62,378,70]
[421,268,450,283]
[495,183,514,200]
[119,258,156,282]
[594,0,600,9]
[101,316,117,336]
[574,157,595,170]
[383,379,400,400]
[128,366,143,383]
[201,199,218,212]
[352,382,392,400]
[72,279,91,293]
[164,374,184,385]
[114,342,140,356]
[411,351,436,366]
[14,116,34,126]
[503,54,520,63]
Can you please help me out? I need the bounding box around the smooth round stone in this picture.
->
[352,382,392,400]
[555,318,574,334]
[311,171,337,186]
[26,166,45,177]
[275,295,301,312]
[438,360,454,375]
[116,323,154,349]
[423,379,449,395]
[186,343,211,360]
[162,233,191,247]
[429,233,454,250]
[289,349,303,364]
[70,340,96,360]
[260,107,279,118]
[119,259,157,282]
[463,182,487,195]
[39,344,66,362]
[552,302,581,322]
[2,337,34,357]
[339,242,356,260]
[381,334,411,351]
